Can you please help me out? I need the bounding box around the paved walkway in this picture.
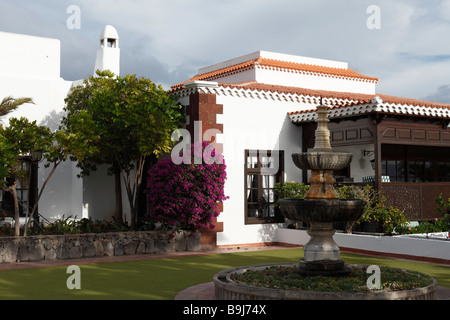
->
[0,245,449,300]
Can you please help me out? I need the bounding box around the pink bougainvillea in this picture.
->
[145,142,228,231]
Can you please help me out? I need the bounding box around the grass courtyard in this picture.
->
[0,248,448,300]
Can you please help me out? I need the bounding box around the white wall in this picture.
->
[215,93,308,246]
[0,31,83,223]
[82,164,132,223]
[0,31,60,79]
[333,144,375,182]
[276,228,450,262]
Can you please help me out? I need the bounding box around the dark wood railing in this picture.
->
[337,181,450,221]
[381,182,450,221]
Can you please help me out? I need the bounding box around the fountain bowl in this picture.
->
[279,198,366,223]
[213,263,437,300]
[292,152,353,171]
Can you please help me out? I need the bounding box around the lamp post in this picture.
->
[29,150,43,231]
[364,150,376,170]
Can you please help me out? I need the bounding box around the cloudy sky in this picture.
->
[2,0,450,102]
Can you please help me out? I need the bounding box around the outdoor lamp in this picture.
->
[370,159,375,170]
[363,150,375,157]
[30,149,43,162]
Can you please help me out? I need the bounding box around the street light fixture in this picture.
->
[29,149,43,232]
[30,149,43,162]
[364,150,376,170]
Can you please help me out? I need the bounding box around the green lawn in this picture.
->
[0,248,448,300]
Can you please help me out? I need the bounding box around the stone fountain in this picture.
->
[278,104,366,276]
[213,104,437,300]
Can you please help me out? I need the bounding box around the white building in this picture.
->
[171,50,450,247]
[0,26,124,225]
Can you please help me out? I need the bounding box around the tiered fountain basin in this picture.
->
[279,198,366,223]
[292,151,353,171]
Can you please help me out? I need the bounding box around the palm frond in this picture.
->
[0,96,34,117]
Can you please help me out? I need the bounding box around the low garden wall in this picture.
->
[0,230,201,264]
[275,228,450,264]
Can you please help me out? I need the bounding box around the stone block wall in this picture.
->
[0,230,201,263]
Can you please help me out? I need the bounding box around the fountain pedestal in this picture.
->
[299,222,348,276]
[280,197,365,276]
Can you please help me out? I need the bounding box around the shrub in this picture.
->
[369,203,409,235]
[274,181,310,207]
[145,142,228,232]
[435,193,450,217]
[274,182,409,234]
[397,218,450,235]
[39,216,131,235]
[396,194,450,235]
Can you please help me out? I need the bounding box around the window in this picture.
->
[244,150,284,224]
[381,145,450,183]
[408,161,433,182]
[381,160,405,182]
[0,158,31,218]
[438,162,450,182]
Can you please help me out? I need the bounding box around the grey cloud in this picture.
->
[423,85,450,104]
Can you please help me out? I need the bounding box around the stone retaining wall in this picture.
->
[0,230,201,263]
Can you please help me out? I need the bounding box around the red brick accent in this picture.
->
[186,91,224,248]
[186,92,223,140]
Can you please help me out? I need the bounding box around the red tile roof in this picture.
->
[170,60,450,120]
[219,82,450,110]
[171,56,379,90]
[257,58,379,82]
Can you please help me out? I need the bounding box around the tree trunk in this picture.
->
[12,184,19,237]
[345,221,355,233]
[114,170,123,224]
[24,162,58,236]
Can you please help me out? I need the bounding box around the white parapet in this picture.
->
[275,228,450,262]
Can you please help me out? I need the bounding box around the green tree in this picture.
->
[0,130,16,189]
[0,117,53,236]
[62,70,184,228]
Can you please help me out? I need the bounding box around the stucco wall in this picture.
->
[0,31,82,223]
[275,228,450,262]
[214,93,305,246]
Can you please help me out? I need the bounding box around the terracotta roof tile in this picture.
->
[221,82,450,111]
[171,59,258,90]
[220,82,375,103]
[257,58,379,82]
[171,56,379,90]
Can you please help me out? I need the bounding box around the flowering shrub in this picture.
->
[145,142,228,231]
